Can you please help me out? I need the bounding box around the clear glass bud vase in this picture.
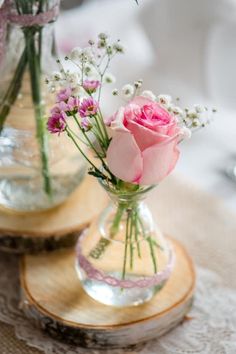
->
[0,1,86,212]
[76,181,175,307]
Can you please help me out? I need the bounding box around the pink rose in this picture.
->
[106,96,181,185]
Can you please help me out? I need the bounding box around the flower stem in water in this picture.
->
[24,28,52,197]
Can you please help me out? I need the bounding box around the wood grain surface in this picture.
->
[20,238,195,349]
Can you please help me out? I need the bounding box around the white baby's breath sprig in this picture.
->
[70,47,82,62]
[141,90,156,101]
[113,42,125,53]
[180,126,192,140]
[51,71,62,81]
[112,89,119,96]
[98,32,108,40]
[157,94,172,106]
[103,72,116,84]
[60,35,125,102]
[194,104,205,114]
[171,106,184,117]
[178,103,216,131]
[66,71,80,88]
[134,80,142,89]
[121,84,135,100]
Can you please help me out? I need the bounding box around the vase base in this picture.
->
[20,237,195,349]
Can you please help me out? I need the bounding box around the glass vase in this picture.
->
[0,1,86,212]
[76,180,175,307]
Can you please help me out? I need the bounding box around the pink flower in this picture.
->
[81,117,91,130]
[66,97,80,112]
[50,105,62,114]
[106,96,181,185]
[56,87,72,103]
[51,97,80,114]
[83,80,100,93]
[47,112,67,135]
[79,97,99,117]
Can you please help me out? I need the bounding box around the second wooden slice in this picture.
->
[20,238,195,349]
[0,176,107,253]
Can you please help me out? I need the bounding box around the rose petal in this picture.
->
[138,136,180,185]
[110,107,128,132]
[126,119,169,151]
[107,132,143,183]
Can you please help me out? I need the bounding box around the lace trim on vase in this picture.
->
[75,235,175,288]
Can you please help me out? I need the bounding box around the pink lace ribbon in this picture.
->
[0,0,60,64]
[76,235,175,289]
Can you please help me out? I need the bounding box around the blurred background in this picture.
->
[58,0,236,210]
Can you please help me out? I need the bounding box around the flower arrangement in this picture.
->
[46,33,216,285]
[47,33,214,183]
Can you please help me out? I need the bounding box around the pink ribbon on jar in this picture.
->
[0,0,60,64]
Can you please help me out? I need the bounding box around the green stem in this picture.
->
[24,28,52,196]
[72,115,117,183]
[122,210,130,280]
[73,115,105,162]
[110,203,125,236]
[94,114,106,146]
[129,212,134,270]
[89,203,125,259]
[0,49,28,131]
[134,211,141,258]
[65,127,106,180]
[137,215,158,274]
[147,236,158,274]
[97,108,110,144]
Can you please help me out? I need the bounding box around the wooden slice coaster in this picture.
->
[0,176,107,253]
[20,238,195,349]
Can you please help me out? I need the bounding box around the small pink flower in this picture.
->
[83,80,100,94]
[47,112,67,135]
[81,117,91,131]
[56,87,72,103]
[50,105,62,114]
[79,97,99,117]
[67,96,80,112]
[51,97,80,114]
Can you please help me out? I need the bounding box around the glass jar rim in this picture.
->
[98,177,156,198]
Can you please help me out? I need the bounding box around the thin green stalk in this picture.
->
[110,203,125,236]
[129,212,134,270]
[134,211,141,258]
[97,109,110,145]
[94,114,106,146]
[137,215,158,274]
[65,122,89,146]
[73,114,116,184]
[0,49,28,131]
[65,127,106,179]
[147,236,157,274]
[73,115,106,162]
[89,203,125,259]
[24,28,52,196]
[122,211,130,280]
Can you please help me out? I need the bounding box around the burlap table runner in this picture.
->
[0,173,236,353]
